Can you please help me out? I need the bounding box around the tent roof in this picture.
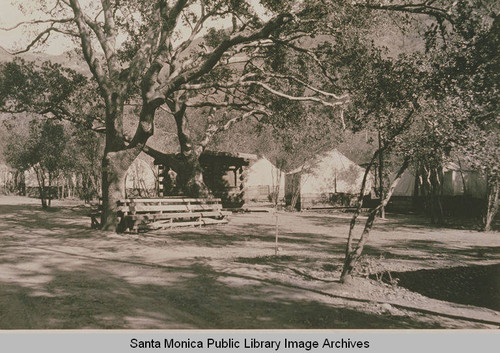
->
[245,157,285,189]
[286,149,371,195]
[287,149,363,175]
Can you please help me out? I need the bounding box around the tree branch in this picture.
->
[3,25,60,55]
[0,18,73,31]
[357,1,454,24]
[199,108,268,148]
[159,11,295,97]
[171,3,214,61]
[270,37,338,84]
[69,0,108,92]
[244,80,347,107]
[250,65,348,100]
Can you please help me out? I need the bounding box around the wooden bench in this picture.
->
[117,197,231,232]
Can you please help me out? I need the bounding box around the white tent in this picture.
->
[392,169,416,197]
[442,162,487,198]
[285,149,372,209]
[392,162,487,198]
[243,157,285,202]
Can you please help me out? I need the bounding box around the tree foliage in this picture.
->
[333,0,500,280]
[418,0,499,229]
[3,116,103,205]
[4,119,66,207]
[0,58,102,130]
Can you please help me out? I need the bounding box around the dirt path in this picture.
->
[0,196,499,329]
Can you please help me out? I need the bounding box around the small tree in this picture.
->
[4,119,68,208]
[63,127,103,202]
[339,0,499,281]
[424,1,499,230]
[334,28,434,283]
[0,58,104,203]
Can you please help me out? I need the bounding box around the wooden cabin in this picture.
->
[154,151,257,208]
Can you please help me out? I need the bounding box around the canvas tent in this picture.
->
[392,169,417,197]
[392,162,487,198]
[243,157,285,203]
[441,162,487,198]
[285,149,372,209]
[388,161,487,215]
[21,169,78,198]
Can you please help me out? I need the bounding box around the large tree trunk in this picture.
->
[172,103,210,198]
[99,94,156,231]
[175,153,209,197]
[290,185,301,210]
[100,149,140,231]
[100,94,149,231]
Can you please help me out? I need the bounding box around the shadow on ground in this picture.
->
[149,222,347,256]
[380,264,500,312]
[0,260,443,329]
[1,199,499,329]
[0,204,91,236]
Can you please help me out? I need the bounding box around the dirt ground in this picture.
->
[0,196,499,329]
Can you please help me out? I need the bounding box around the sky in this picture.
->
[0,0,268,56]
[0,0,74,55]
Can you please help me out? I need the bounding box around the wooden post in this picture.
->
[158,165,165,197]
[378,121,385,219]
[275,209,279,256]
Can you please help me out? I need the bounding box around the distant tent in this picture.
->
[392,162,487,198]
[285,149,372,209]
[392,169,416,197]
[389,160,487,215]
[243,157,285,203]
[24,168,39,188]
[442,162,487,198]
[22,169,78,198]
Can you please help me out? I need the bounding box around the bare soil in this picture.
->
[0,196,499,329]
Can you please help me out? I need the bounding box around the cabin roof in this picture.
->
[154,150,258,168]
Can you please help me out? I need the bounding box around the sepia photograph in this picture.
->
[0,0,498,334]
